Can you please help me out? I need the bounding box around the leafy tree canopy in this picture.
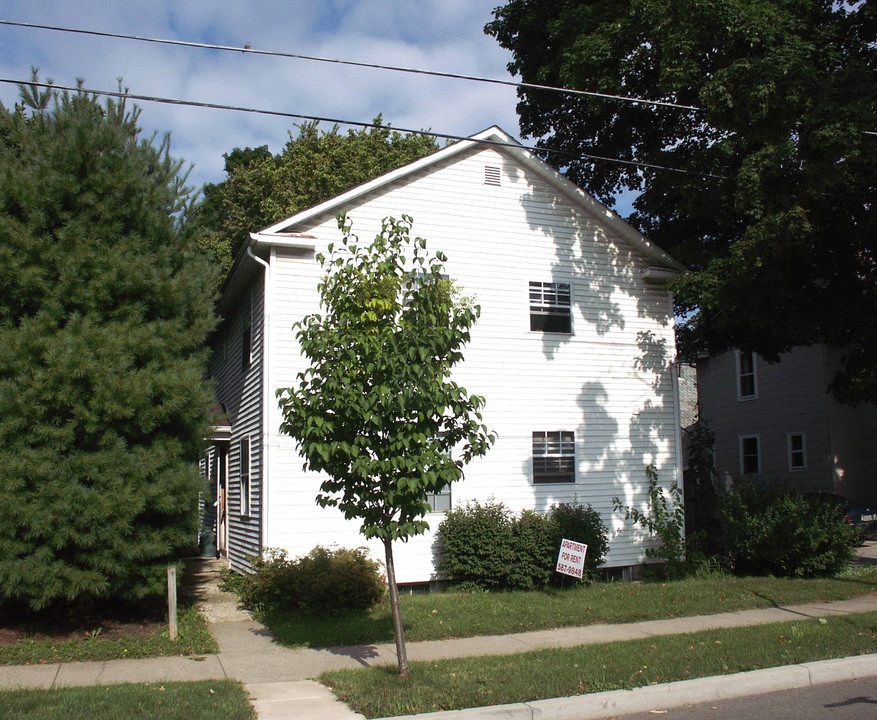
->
[276,213,494,677]
[487,0,876,401]
[193,119,440,275]
[0,76,217,611]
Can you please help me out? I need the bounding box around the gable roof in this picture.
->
[247,126,684,273]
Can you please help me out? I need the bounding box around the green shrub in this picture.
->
[719,484,860,577]
[613,464,687,578]
[436,500,609,590]
[507,510,556,590]
[220,546,385,614]
[436,501,516,590]
[548,502,609,581]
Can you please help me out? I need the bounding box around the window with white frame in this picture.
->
[739,434,760,475]
[529,282,572,333]
[239,436,251,515]
[737,350,757,400]
[425,486,451,513]
[532,431,575,483]
[788,432,806,471]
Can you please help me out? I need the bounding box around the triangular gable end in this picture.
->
[251,126,684,274]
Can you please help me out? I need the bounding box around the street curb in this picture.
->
[380,654,877,720]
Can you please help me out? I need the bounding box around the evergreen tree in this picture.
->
[0,78,217,611]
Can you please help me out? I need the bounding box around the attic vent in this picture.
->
[484,165,501,186]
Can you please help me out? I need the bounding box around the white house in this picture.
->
[204,126,686,582]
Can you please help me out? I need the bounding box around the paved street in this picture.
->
[618,676,877,720]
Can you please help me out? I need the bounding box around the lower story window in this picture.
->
[426,486,451,513]
[788,432,806,471]
[739,434,760,475]
[239,436,251,515]
[533,431,575,483]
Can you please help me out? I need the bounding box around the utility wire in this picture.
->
[0,76,731,181]
[0,18,702,112]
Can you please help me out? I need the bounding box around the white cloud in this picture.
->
[0,0,520,189]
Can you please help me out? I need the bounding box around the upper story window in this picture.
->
[788,432,806,471]
[737,350,757,400]
[529,281,572,333]
[532,431,575,483]
[739,434,760,475]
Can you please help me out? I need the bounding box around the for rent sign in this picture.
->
[556,538,587,579]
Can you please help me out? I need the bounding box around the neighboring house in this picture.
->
[204,126,686,582]
[697,345,877,505]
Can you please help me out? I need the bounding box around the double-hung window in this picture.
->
[239,436,251,516]
[739,434,760,476]
[532,431,575,483]
[529,282,572,333]
[425,486,451,513]
[788,432,806,471]
[737,351,757,400]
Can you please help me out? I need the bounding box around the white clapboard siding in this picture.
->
[209,274,265,572]
[248,137,680,581]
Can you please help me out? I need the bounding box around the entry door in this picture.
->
[216,443,229,559]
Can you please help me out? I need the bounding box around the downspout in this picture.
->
[247,242,271,556]
[668,292,685,519]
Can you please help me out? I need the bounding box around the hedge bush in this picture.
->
[719,484,860,577]
[222,546,385,614]
[436,500,608,590]
[548,502,610,582]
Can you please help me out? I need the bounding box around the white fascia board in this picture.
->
[249,231,317,250]
[254,124,685,273]
[641,266,682,282]
[256,127,509,236]
[505,144,686,273]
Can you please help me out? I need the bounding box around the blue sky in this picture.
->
[0,1,521,191]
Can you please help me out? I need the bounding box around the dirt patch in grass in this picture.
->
[0,602,168,648]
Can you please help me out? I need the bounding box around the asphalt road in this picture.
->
[616,677,877,720]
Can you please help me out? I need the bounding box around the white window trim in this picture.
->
[528,281,573,335]
[739,434,761,476]
[239,435,251,516]
[787,431,807,472]
[532,430,576,484]
[425,486,451,514]
[736,350,758,401]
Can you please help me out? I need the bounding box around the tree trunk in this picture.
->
[383,538,410,679]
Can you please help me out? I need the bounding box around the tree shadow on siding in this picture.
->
[515,178,679,561]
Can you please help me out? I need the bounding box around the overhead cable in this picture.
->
[0,18,702,112]
[0,76,730,180]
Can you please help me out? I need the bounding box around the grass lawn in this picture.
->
[0,605,217,666]
[0,680,254,720]
[259,565,877,648]
[322,611,877,718]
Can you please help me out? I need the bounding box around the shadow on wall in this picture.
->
[517,180,678,559]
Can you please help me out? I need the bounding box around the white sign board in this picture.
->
[556,539,587,579]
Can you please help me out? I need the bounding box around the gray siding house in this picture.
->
[205,126,686,580]
[697,345,877,505]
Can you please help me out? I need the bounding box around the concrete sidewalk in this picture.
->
[2,553,877,719]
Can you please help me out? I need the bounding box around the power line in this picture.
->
[0,18,703,113]
[0,76,731,181]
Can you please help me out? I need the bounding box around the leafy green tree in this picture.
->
[276,214,494,678]
[487,1,876,400]
[193,119,439,274]
[0,78,217,611]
